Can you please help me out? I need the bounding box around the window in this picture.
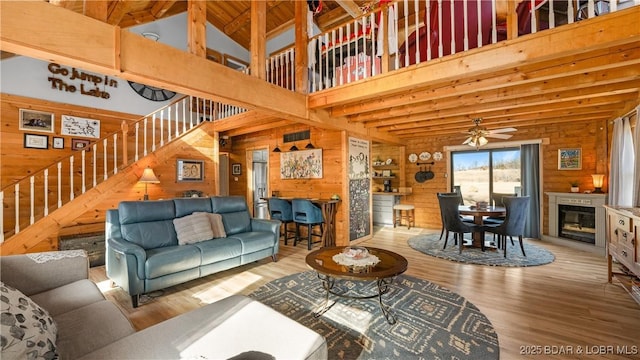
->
[451,148,521,204]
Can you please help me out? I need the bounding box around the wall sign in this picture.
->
[47,63,118,99]
[61,115,100,138]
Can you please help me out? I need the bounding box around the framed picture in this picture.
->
[177,159,204,182]
[71,138,91,151]
[558,148,582,170]
[61,115,100,138]
[280,149,323,179]
[232,163,242,175]
[52,137,64,149]
[19,109,54,133]
[24,133,48,149]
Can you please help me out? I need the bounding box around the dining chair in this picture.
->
[484,192,517,224]
[485,196,530,257]
[291,199,324,250]
[268,198,296,245]
[438,194,487,253]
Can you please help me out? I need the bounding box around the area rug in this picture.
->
[248,271,499,360]
[408,233,555,267]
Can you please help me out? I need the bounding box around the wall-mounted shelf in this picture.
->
[373,165,398,169]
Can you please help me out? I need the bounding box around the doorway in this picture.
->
[252,149,269,219]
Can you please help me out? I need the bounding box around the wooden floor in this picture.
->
[90,227,640,360]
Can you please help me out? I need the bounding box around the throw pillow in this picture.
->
[0,281,58,360]
[173,213,214,245]
[195,212,227,238]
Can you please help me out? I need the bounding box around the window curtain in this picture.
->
[521,143,540,239]
[609,116,635,207]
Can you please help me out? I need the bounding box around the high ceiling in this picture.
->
[47,0,373,49]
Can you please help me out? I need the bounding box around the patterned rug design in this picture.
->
[249,271,499,360]
[408,233,555,267]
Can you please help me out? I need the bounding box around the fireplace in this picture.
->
[547,192,607,248]
[558,205,596,244]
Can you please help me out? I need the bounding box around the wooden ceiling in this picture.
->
[18,2,640,142]
[46,0,373,49]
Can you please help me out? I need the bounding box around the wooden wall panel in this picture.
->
[397,119,613,236]
[228,124,348,244]
[1,94,219,251]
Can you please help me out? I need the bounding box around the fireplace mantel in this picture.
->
[546,192,608,248]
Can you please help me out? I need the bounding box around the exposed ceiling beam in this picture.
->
[336,0,363,18]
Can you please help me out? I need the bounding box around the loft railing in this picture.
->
[0,96,246,243]
[265,0,636,93]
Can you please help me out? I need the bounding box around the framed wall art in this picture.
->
[52,137,64,149]
[71,138,91,151]
[280,149,323,179]
[177,159,204,182]
[558,148,582,170]
[19,109,54,133]
[61,115,100,138]
[24,133,48,149]
[232,163,242,175]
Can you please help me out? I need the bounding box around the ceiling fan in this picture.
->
[462,118,516,148]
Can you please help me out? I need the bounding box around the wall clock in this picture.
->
[128,81,176,102]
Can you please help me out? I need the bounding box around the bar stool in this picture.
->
[267,198,296,245]
[291,199,324,250]
[393,204,415,229]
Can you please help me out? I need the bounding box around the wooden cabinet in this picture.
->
[605,206,640,304]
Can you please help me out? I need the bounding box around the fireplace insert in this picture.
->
[558,205,596,244]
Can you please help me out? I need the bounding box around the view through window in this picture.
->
[451,148,521,205]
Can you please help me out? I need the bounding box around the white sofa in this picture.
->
[0,250,327,360]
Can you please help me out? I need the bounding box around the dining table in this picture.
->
[264,197,341,247]
[458,205,506,248]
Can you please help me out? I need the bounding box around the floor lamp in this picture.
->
[139,167,160,200]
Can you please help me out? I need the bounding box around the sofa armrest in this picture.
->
[251,218,280,237]
[0,250,89,296]
[106,237,147,284]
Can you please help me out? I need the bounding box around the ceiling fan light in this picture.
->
[478,136,489,146]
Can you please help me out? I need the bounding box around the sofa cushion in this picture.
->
[211,196,252,235]
[174,198,213,217]
[173,213,214,245]
[228,232,277,254]
[77,295,327,360]
[55,300,135,359]
[194,237,243,265]
[196,212,227,238]
[30,279,104,317]
[0,281,58,360]
[145,246,202,279]
[119,200,178,249]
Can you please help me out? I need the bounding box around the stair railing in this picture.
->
[0,96,246,243]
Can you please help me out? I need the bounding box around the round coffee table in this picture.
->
[305,246,408,324]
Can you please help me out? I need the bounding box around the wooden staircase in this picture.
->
[0,96,246,254]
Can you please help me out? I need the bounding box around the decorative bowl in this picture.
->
[342,246,369,260]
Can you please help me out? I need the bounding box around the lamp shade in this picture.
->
[592,174,605,193]
[139,167,160,183]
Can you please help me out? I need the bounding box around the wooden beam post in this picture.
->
[505,0,518,40]
[294,0,309,94]
[187,0,207,57]
[251,0,266,80]
[84,0,108,22]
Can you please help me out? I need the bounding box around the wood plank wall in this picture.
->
[228,125,347,244]
[398,118,615,234]
[1,94,220,252]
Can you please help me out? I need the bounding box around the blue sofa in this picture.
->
[106,196,280,307]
